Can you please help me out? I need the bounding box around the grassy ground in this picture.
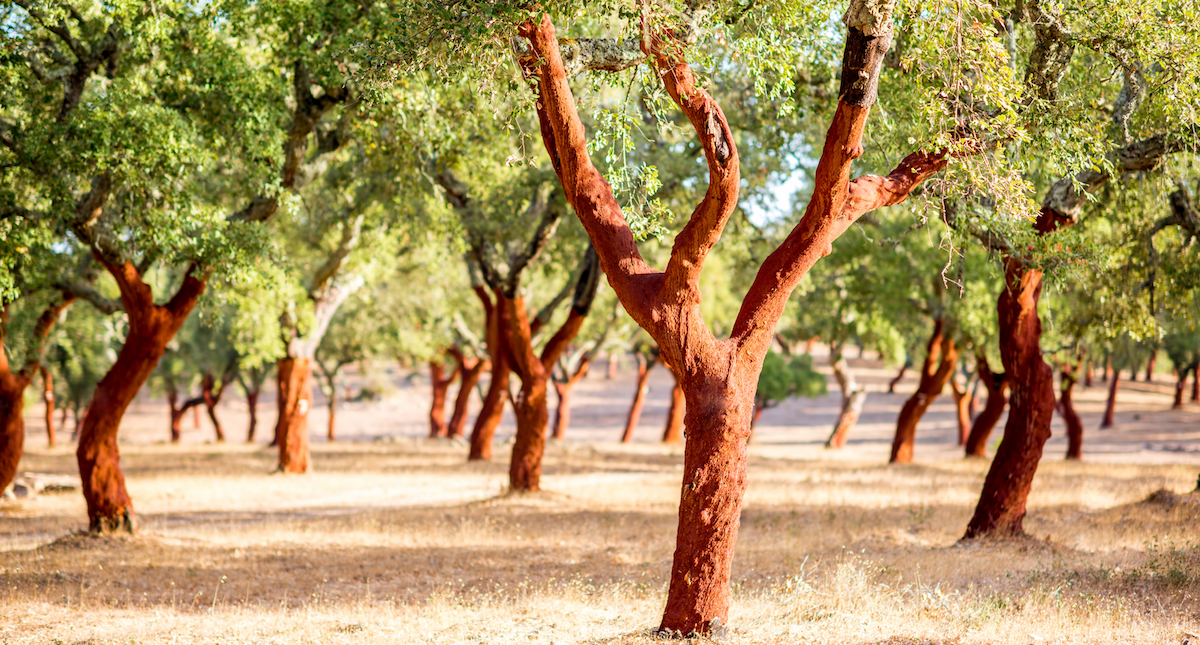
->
[3,356,1199,644]
[2,440,1199,644]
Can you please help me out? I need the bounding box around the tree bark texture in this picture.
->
[519,4,950,634]
[40,365,56,448]
[965,357,1007,458]
[428,359,459,438]
[1101,368,1120,428]
[621,354,654,443]
[964,255,1056,539]
[826,346,867,449]
[1059,369,1084,460]
[275,357,313,473]
[551,355,590,440]
[469,287,509,461]
[890,320,958,464]
[1145,353,1156,382]
[78,262,202,533]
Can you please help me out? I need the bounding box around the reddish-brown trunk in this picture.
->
[662,377,685,444]
[1084,360,1094,387]
[449,357,488,439]
[887,360,910,394]
[0,374,29,494]
[551,356,589,440]
[504,289,589,492]
[1059,369,1084,460]
[78,264,200,533]
[201,374,225,443]
[428,360,455,438]
[964,254,1057,539]
[274,357,313,473]
[40,365,56,447]
[469,287,509,461]
[965,358,1007,458]
[660,379,755,636]
[1101,368,1120,428]
[890,320,958,463]
[1145,353,1156,382]
[192,405,201,430]
[621,355,653,443]
[1193,366,1200,401]
[246,389,260,443]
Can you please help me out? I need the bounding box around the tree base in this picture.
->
[89,509,136,535]
[655,617,729,641]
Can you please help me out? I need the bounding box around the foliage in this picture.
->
[756,350,826,410]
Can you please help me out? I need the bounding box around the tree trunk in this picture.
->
[1145,352,1156,382]
[0,373,29,494]
[192,405,201,430]
[660,379,755,637]
[964,255,1056,539]
[469,288,509,461]
[662,377,685,444]
[1193,365,1199,402]
[890,320,958,464]
[607,352,618,379]
[1084,360,1093,387]
[621,355,654,443]
[1059,369,1084,460]
[167,390,186,444]
[1101,368,1120,428]
[1173,367,1189,409]
[274,357,313,473]
[449,357,488,439]
[80,325,182,532]
[201,375,225,443]
[428,359,458,438]
[887,359,911,394]
[965,357,1007,458]
[550,355,591,441]
[246,388,260,443]
[503,249,596,491]
[826,346,866,449]
[40,365,56,448]
[949,374,971,447]
[78,264,200,533]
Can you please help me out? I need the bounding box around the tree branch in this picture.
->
[519,15,662,334]
[54,280,121,315]
[642,15,741,293]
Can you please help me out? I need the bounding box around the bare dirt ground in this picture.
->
[3,353,1199,644]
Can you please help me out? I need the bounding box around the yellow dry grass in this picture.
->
[2,438,1199,645]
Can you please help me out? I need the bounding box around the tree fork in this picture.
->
[519,1,958,633]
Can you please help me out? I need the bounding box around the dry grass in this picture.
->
[2,439,1199,644]
[3,357,1200,644]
